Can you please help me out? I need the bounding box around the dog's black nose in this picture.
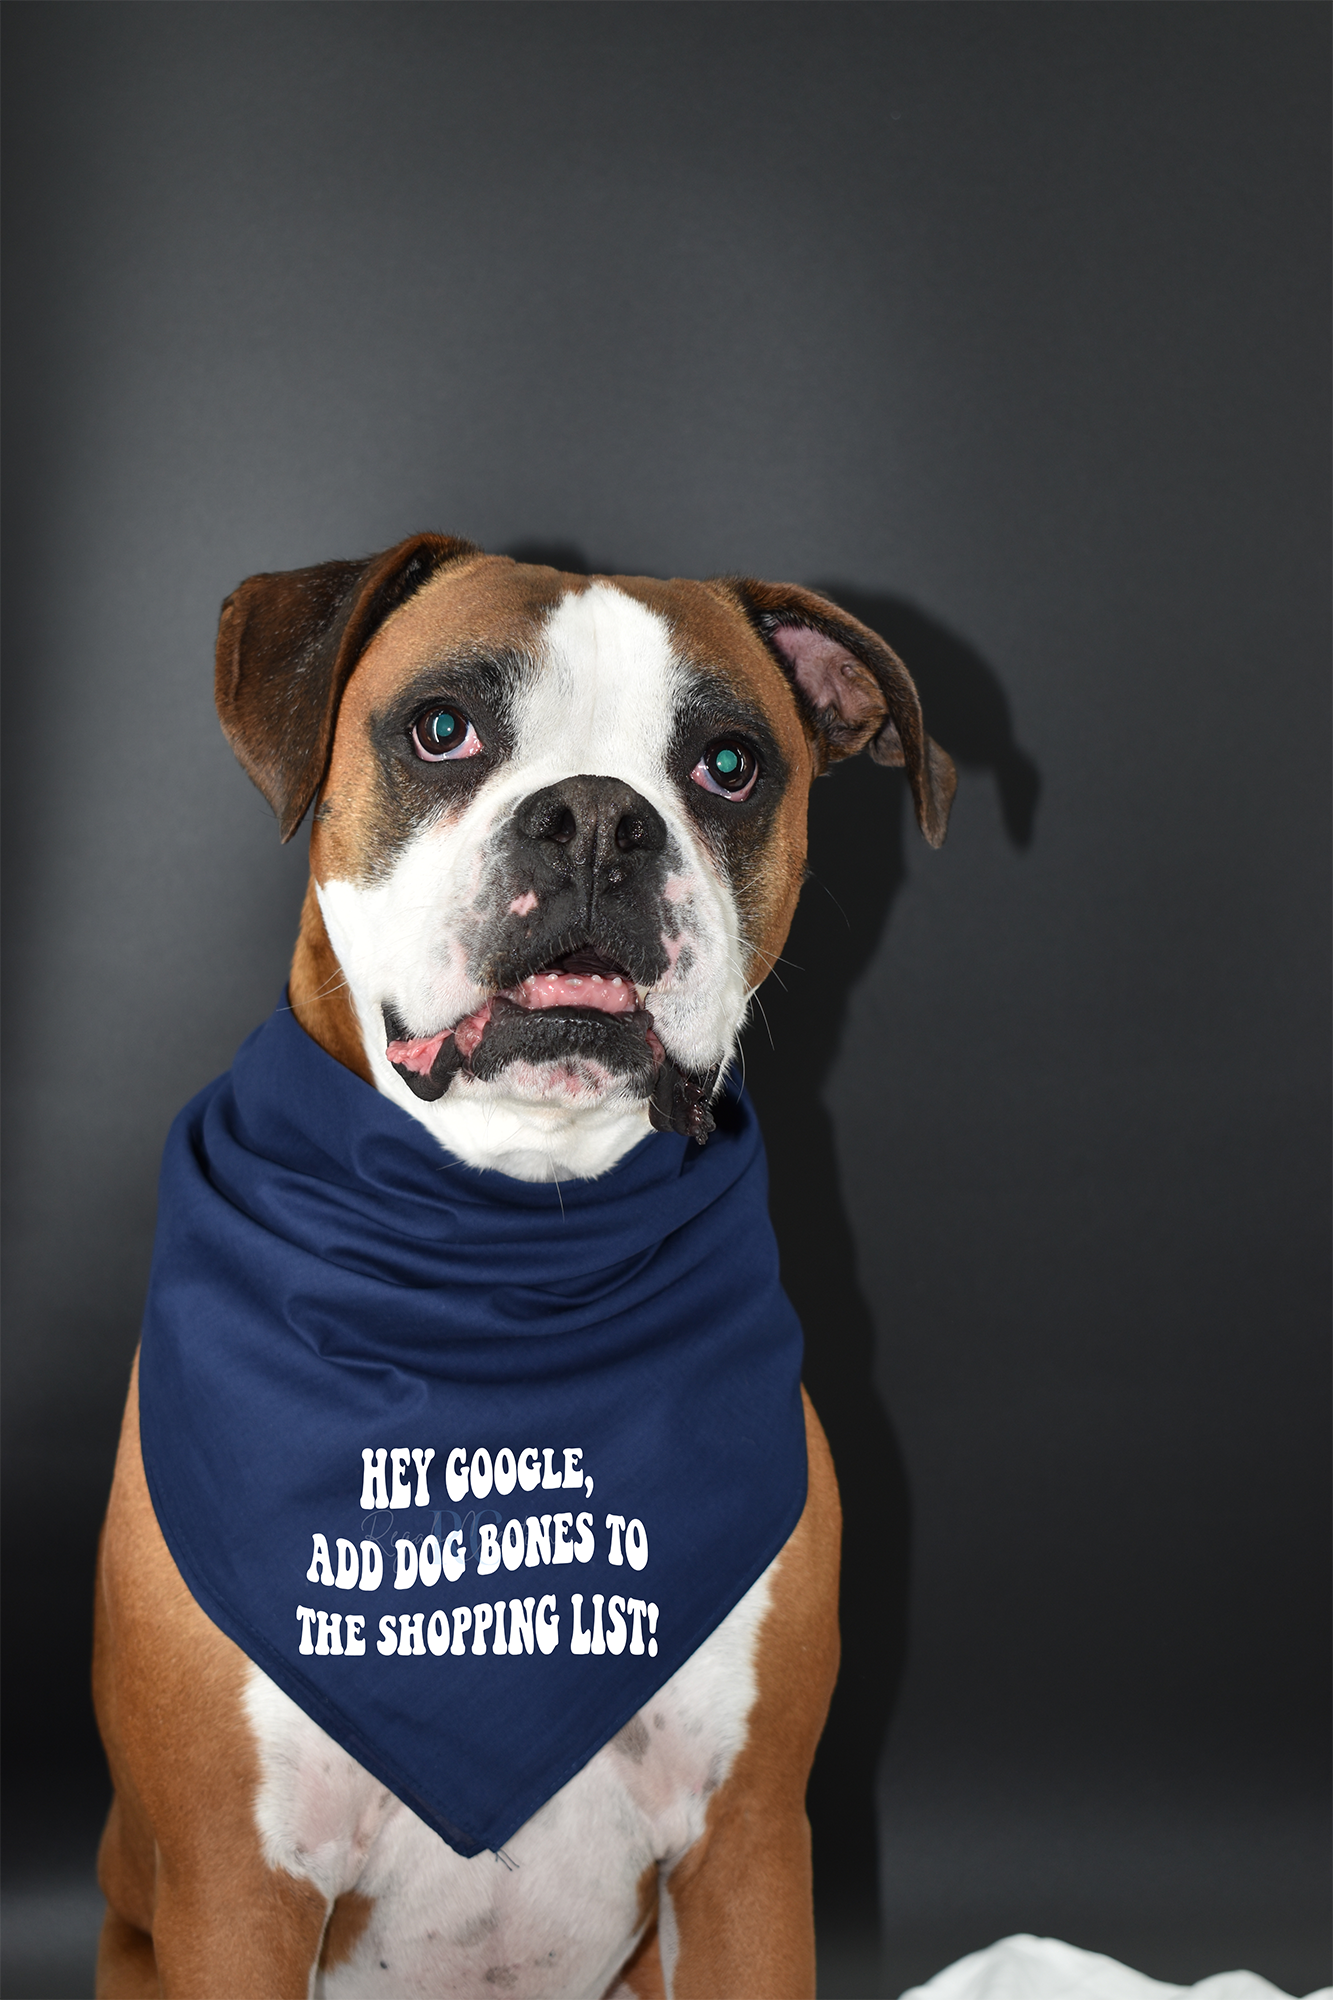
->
[517,777,667,888]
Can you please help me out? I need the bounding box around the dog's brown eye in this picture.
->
[691,739,758,800]
[412,708,481,762]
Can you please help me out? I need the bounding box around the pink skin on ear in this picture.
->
[767,624,884,730]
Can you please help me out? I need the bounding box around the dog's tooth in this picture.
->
[591,974,603,983]
[612,976,623,986]
[567,977,583,988]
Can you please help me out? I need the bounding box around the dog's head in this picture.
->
[217,534,954,1180]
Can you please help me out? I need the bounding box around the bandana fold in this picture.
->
[139,1002,807,1857]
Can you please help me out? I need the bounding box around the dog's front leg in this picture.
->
[98,1809,327,2000]
[95,1356,331,1999]
[645,1394,842,2000]
[613,1762,820,2000]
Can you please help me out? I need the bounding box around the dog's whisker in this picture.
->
[805,871,853,930]
[720,943,787,998]
[748,991,777,1053]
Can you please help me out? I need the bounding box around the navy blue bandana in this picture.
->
[138,1003,807,1859]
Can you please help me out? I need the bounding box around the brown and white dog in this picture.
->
[93,535,954,2000]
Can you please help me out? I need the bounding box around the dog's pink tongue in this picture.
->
[386,976,636,1077]
[387,999,495,1070]
[385,1027,452,1076]
[507,971,639,1016]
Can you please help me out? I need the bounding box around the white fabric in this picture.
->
[900,1935,1333,2000]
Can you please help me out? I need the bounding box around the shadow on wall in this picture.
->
[510,549,1041,1940]
[827,588,1041,851]
[742,586,1040,1936]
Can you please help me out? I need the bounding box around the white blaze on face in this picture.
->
[319,582,751,1182]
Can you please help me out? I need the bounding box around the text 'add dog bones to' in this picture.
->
[297,1447,658,1665]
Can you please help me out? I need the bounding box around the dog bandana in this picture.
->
[138,1003,807,1858]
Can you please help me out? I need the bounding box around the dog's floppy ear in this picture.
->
[215,532,480,842]
[721,578,956,847]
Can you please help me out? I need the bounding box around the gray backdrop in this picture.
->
[3,5,1328,1997]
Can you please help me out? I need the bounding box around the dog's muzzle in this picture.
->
[381,777,721,1144]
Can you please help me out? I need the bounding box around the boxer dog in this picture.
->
[93,535,954,1999]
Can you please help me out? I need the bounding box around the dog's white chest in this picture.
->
[244,1565,774,2000]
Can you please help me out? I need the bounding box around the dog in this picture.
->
[93,534,954,2000]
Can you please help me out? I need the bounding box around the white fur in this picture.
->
[244,1562,774,2000]
[256,580,776,1994]
[318,583,750,1183]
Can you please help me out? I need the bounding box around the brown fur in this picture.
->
[216,535,481,843]
[320,1892,376,1973]
[95,539,947,1996]
[95,1358,839,1997]
[288,879,373,1083]
[268,549,952,993]
[608,574,819,995]
[656,1395,840,1997]
[96,1355,331,1996]
[300,557,872,996]
[305,552,560,886]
